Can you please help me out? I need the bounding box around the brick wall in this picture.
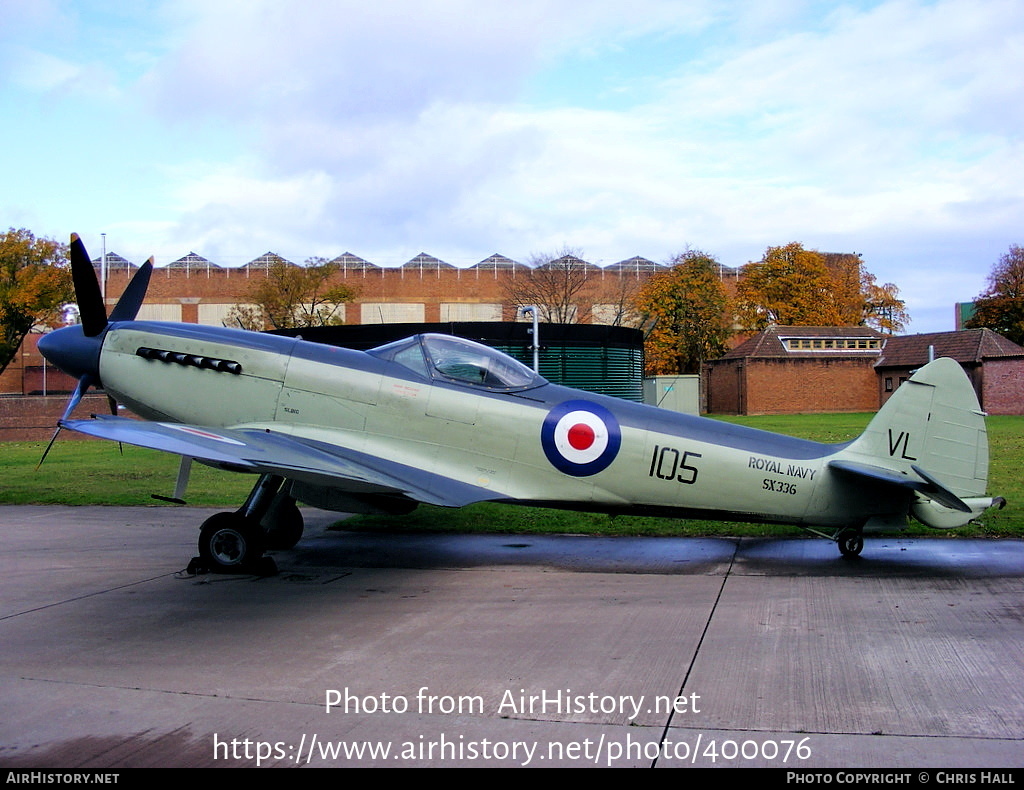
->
[745,358,878,414]
[1,335,79,396]
[878,359,1024,415]
[0,359,22,395]
[0,394,110,441]
[705,359,744,414]
[707,357,879,415]
[102,266,647,325]
[981,358,1024,415]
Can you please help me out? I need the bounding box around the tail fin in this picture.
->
[831,357,997,528]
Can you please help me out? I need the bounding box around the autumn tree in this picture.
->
[860,275,909,334]
[824,252,909,333]
[632,250,732,375]
[965,245,1024,345]
[737,243,907,332]
[227,257,356,330]
[737,243,841,329]
[0,228,72,375]
[501,247,595,323]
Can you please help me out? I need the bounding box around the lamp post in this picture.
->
[520,305,540,373]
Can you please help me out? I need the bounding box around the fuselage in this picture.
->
[90,321,904,528]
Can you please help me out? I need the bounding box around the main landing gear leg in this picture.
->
[262,488,304,551]
[192,474,287,575]
[835,527,864,558]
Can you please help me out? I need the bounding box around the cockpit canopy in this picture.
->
[369,333,545,391]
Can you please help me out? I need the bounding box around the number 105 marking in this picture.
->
[649,445,702,485]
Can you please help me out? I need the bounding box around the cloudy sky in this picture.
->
[2,0,1021,332]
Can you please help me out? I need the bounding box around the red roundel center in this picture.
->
[567,423,596,451]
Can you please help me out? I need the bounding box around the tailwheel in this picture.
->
[836,527,864,558]
[198,512,268,573]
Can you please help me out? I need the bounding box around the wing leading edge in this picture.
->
[60,416,502,508]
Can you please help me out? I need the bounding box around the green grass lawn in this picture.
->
[0,440,255,506]
[2,413,1021,538]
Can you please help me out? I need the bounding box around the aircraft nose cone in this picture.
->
[38,325,103,381]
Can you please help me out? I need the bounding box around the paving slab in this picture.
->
[0,506,1021,768]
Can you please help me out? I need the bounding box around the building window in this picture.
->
[885,377,893,392]
[783,336,881,352]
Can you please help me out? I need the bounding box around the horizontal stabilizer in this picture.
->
[828,459,971,513]
[829,459,919,488]
[910,464,971,513]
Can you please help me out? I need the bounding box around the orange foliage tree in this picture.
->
[966,244,1024,345]
[738,243,907,333]
[737,243,841,328]
[0,228,71,375]
[824,252,909,333]
[632,250,732,375]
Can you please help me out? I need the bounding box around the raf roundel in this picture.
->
[541,400,622,476]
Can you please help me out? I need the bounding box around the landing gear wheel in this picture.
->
[198,512,266,573]
[837,528,864,558]
[263,498,304,550]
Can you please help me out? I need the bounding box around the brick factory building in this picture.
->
[3,252,673,397]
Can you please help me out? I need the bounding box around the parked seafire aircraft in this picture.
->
[38,235,1003,572]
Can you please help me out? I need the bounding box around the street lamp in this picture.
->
[520,305,540,373]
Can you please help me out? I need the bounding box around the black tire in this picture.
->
[837,528,864,558]
[199,512,265,572]
[263,498,304,550]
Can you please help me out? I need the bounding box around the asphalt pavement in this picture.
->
[1,505,1021,768]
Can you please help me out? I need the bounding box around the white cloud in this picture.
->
[163,162,336,263]
[3,0,1021,331]
[143,0,560,124]
[5,46,122,102]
